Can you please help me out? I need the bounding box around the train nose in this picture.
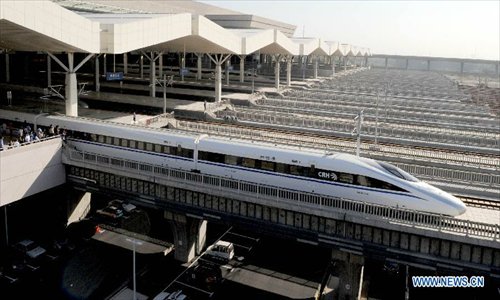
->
[446,194,467,216]
[454,199,467,216]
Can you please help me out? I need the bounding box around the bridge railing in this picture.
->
[64,147,500,241]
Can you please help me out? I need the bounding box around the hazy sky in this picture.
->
[201,1,499,60]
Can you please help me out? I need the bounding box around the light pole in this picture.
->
[352,110,364,157]
[252,59,256,94]
[126,237,143,300]
[375,92,379,144]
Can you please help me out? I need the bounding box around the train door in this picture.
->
[193,134,208,172]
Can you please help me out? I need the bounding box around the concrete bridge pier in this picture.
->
[66,190,92,225]
[164,211,207,263]
[330,249,364,300]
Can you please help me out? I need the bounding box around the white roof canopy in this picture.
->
[0,0,99,53]
[1,1,370,58]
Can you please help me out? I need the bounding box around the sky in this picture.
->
[200,1,500,60]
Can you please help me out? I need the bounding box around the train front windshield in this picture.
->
[377,161,419,182]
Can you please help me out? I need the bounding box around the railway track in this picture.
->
[460,196,500,210]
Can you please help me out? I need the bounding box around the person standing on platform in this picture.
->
[204,100,207,112]
[133,112,136,124]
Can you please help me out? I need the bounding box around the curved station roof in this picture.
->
[0,0,370,57]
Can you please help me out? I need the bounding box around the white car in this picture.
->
[14,239,46,259]
[205,241,234,262]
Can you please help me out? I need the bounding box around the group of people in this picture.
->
[0,121,64,151]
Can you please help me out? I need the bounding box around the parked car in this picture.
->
[13,240,46,260]
[96,205,124,219]
[205,241,234,262]
[108,199,137,213]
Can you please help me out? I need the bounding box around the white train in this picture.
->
[1,112,466,216]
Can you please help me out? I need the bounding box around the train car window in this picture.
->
[137,141,144,150]
[121,139,128,147]
[339,173,354,184]
[113,138,121,146]
[225,155,238,165]
[180,149,193,158]
[261,160,274,171]
[378,161,419,182]
[163,145,170,154]
[105,136,113,145]
[275,163,286,173]
[90,134,97,142]
[98,135,105,143]
[289,165,302,176]
[302,167,310,177]
[356,175,369,186]
[198,151,208,160]
[206,152,224,163]
[154,144,162,153]
[146,143,153,151]
[129,140,136,149]
[372,178,407,192]
[170,146,178,156]
[242,158,255,168]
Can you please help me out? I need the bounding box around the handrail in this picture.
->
[64,146,500,241]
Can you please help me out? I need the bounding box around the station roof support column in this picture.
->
[195,53,203,80]
[239,55,245,83]
[47,54,52,86]
[226,59,230,86]
[142,51,163,97]
[285,55,292,87]
[140,55,144,79]
[94,54,101,92]
[5,52,10,83]
[47,52,94,117]
[344,56,348,71]
[331,56,336,77]
[313,55,318,79]
[158,54,163,79]
[123,53,128,74]
[273,54,282,91]
[208,54,231,103]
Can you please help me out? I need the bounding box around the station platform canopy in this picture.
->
[291,37,329,56]
[325,41,344,56]
[0,0,99,53]
[340,43,355,57]
[81,13,192,54]
[1,0,370,59]
[230,29,298,56]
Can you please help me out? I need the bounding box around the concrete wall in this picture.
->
[0,137,65,206]
[369,56,499,75]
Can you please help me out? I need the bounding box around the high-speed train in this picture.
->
[2,112,466,216]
